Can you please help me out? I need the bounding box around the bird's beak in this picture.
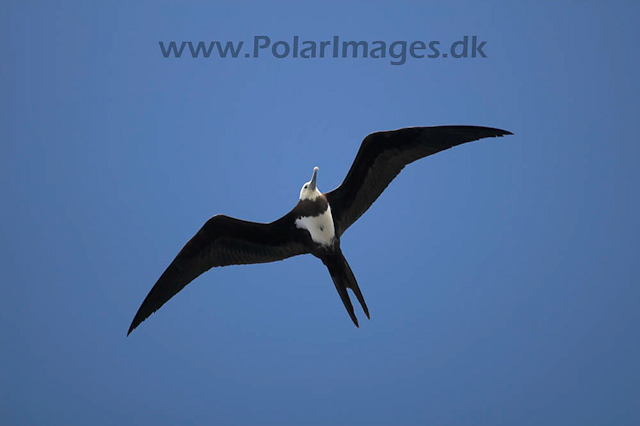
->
[309,166,318,191]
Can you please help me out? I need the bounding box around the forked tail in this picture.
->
[321,249,370,327]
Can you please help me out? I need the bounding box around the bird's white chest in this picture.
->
[295,206,336,246]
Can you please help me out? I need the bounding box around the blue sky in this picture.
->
[2,1,639,425]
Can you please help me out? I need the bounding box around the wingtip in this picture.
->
[495,128,513,136]
[127,316,141,336]
[473,126,513,137]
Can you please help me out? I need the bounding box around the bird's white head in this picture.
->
[299,166,322,201]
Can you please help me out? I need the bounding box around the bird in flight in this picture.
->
[128,125,512,335]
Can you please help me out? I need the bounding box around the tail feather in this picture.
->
[322,249,370,327]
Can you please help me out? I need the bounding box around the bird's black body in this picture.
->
[293,194,370,326]
[128,125,512,335]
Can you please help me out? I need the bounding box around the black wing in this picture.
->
[128,214,308,335]
[325,125,513,236]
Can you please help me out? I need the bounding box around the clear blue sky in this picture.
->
[3,1,639,425]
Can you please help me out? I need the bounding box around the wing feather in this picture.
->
[325,125,513,236]
[128,213,307,334]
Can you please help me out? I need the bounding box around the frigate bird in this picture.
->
[128,125,512,334]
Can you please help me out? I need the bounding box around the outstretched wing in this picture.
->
[325,125,513,236]
[128,214,308,335]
